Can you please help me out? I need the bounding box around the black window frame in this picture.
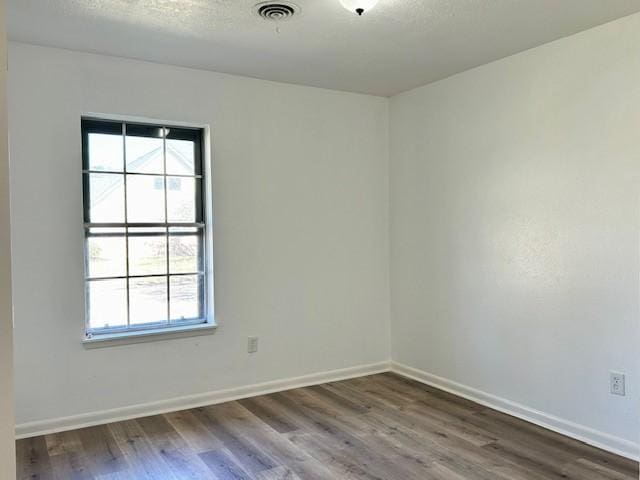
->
[81,117,209,337]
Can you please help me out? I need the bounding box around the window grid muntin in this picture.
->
[82,118,206,335]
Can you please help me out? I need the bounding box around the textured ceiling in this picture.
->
[7,0,640,96]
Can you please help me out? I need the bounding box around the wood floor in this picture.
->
[16,373,638,480]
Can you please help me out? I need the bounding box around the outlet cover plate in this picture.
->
[248,336,259,354]
[610,372,625,396]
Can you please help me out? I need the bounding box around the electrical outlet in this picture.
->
[610,372,625,396]
[248,336,259,354]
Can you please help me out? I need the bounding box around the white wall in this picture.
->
[8,43,390,428]
[0,1,15,477]
[9,12,640,461]
[390,12,640,454]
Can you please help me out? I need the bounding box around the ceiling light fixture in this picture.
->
[339,0,379,16]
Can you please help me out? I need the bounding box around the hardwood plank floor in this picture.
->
[16,373,639,479]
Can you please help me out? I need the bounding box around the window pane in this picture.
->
[126,175,166,223]
[166,139,195,175]
[88,133,123,172]
[129,235,167,276]
[170,275,202,321]
[88,227,126,235]
[167,176,197,223]
[169,234,200,274]
[126,135,164,174]
[87,173,125,223]
[129,276,168,325]
[87,236,126,278]
[88,279,127,330]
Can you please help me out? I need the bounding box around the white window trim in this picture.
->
[82,321,216,349]
[81,113,216,347]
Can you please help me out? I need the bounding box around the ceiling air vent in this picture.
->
[254,1,299,21]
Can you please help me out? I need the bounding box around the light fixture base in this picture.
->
[339,0,379,16]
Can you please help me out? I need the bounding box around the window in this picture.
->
[82,118,211,339]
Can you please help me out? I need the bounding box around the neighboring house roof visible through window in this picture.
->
[93,143,194,207]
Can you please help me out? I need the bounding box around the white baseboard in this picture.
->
[15,361,391,439]
[16,359,639,462]
[391,362,639,462]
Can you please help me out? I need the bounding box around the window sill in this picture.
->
[82,322,217,349]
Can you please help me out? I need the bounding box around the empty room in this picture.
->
[0,0,639,478]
